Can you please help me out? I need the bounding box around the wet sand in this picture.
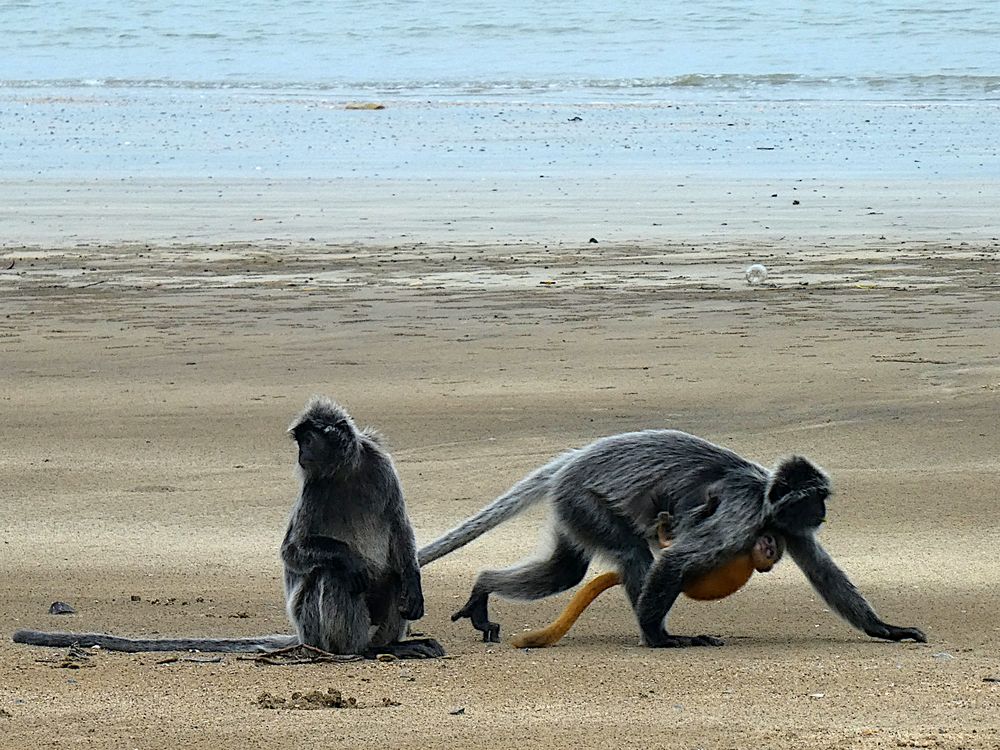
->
[1,239,999,749]
[3,175,998,248]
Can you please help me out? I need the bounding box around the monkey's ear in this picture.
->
[766,455,829,507]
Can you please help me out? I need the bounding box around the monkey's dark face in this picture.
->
[771,489,827,534]
[767,455,830,534]
[292,418,358,474]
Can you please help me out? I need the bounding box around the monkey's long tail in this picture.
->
[510,572,622,648]
[416,451,574,567]
[12,630,297,653]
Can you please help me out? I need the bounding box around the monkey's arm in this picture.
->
[785,533,927,643]
[393,526,425,622]
[396,563,424,622]
[281,534,370,594]
[636,536,732,648]
[382,478,424,621]
[637,553,723,647]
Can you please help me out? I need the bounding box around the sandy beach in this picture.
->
[2,236,998,749]
[4,2,1000,747]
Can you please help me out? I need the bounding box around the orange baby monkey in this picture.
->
[510,512,785,648]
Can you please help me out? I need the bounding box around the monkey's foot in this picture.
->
[368,638,446,660]
[451,594,501,643]
[868,624,927,643]
[647,634,725,648]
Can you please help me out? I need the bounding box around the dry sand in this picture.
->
[1,239,999,749]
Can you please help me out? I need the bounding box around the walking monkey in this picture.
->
[418,430,926,647]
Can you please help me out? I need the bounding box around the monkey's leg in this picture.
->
[452,532,591,643]
[368,638,446,659]
[365,584,445,659]
[555,491,655,611]
[511,571,622,648]
[289,569,371,655]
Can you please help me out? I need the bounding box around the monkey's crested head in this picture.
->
[765,455,830,533]
[288,396,362,475]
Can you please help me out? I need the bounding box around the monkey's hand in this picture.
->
[399,587,425,622]
[644,633,725,648]
[866,623,927,643]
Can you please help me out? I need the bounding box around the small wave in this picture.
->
[1,74,998,101]
[161,32,225,39]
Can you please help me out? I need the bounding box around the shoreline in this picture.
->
[3,238,997,303]
[3,92,997,250]
[3,176,999,249]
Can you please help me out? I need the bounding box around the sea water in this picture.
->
[0,1,997,243]
[4,0,999,98]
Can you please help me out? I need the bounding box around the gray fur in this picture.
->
[279,396,441,658]
[13,397,444,659]
[428,429,926,647]
[416,449,577,566]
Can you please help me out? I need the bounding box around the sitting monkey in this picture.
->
[511,512,784,648]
